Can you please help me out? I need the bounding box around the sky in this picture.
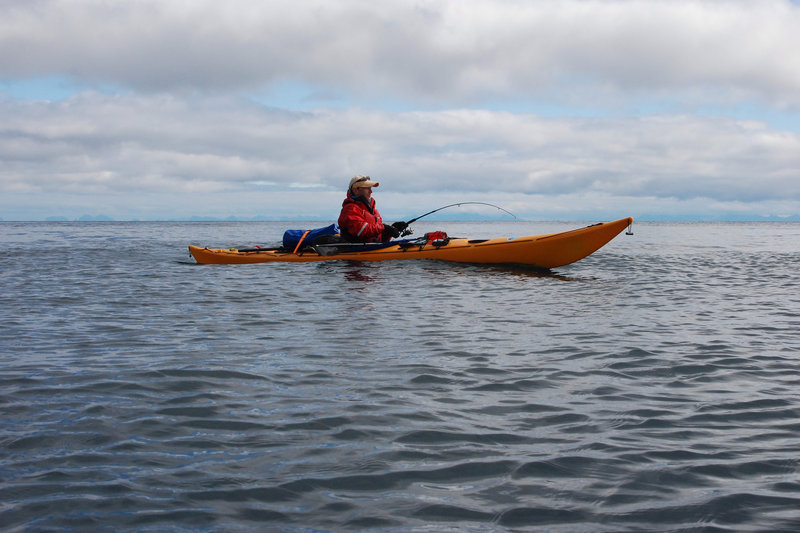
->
[1,0,799,222]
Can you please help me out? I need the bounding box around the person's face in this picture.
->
[353,186,372,199]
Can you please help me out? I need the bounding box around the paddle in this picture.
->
[234,246,278,252]
[313,238,421,256]
[238,203,516,252]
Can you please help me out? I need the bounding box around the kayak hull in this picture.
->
[189,217,633,268]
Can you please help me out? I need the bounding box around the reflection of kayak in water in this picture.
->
[188,217,633,268]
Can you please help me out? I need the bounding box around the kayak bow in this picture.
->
[189,217,633,268]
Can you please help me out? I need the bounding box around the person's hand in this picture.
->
[391,221,408,231]
[383,224,401,239]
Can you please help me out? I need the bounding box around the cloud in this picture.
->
[2,0,799,108]
[1,93,798,220]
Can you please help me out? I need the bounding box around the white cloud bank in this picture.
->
[2,94,798,220]
[1,0,799,220]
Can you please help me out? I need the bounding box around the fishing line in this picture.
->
[405,202,517,225]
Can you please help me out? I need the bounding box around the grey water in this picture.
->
[1,220,799,532]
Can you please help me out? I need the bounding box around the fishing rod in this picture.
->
[242,202,517,249]
[403,202,517,226]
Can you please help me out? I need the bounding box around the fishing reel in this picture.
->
[401,227,413,237]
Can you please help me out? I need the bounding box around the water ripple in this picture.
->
[2,221,800,531]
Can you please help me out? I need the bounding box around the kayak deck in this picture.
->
[189,217,633,268]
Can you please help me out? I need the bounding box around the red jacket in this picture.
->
[338,195,388,242]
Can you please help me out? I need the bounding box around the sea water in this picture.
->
[1,221,799,532]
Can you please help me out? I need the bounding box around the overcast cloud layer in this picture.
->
[1,0,799,221]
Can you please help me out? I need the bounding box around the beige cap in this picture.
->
[348,175,380,191]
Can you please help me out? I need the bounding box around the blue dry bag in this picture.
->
[282,224,340,249]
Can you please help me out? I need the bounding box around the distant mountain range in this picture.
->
[43,214,116,222]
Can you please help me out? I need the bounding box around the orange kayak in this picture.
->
[189,217,633,268]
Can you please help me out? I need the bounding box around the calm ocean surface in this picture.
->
[1,220,799,532]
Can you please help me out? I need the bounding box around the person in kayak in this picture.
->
[338,175,407,242]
